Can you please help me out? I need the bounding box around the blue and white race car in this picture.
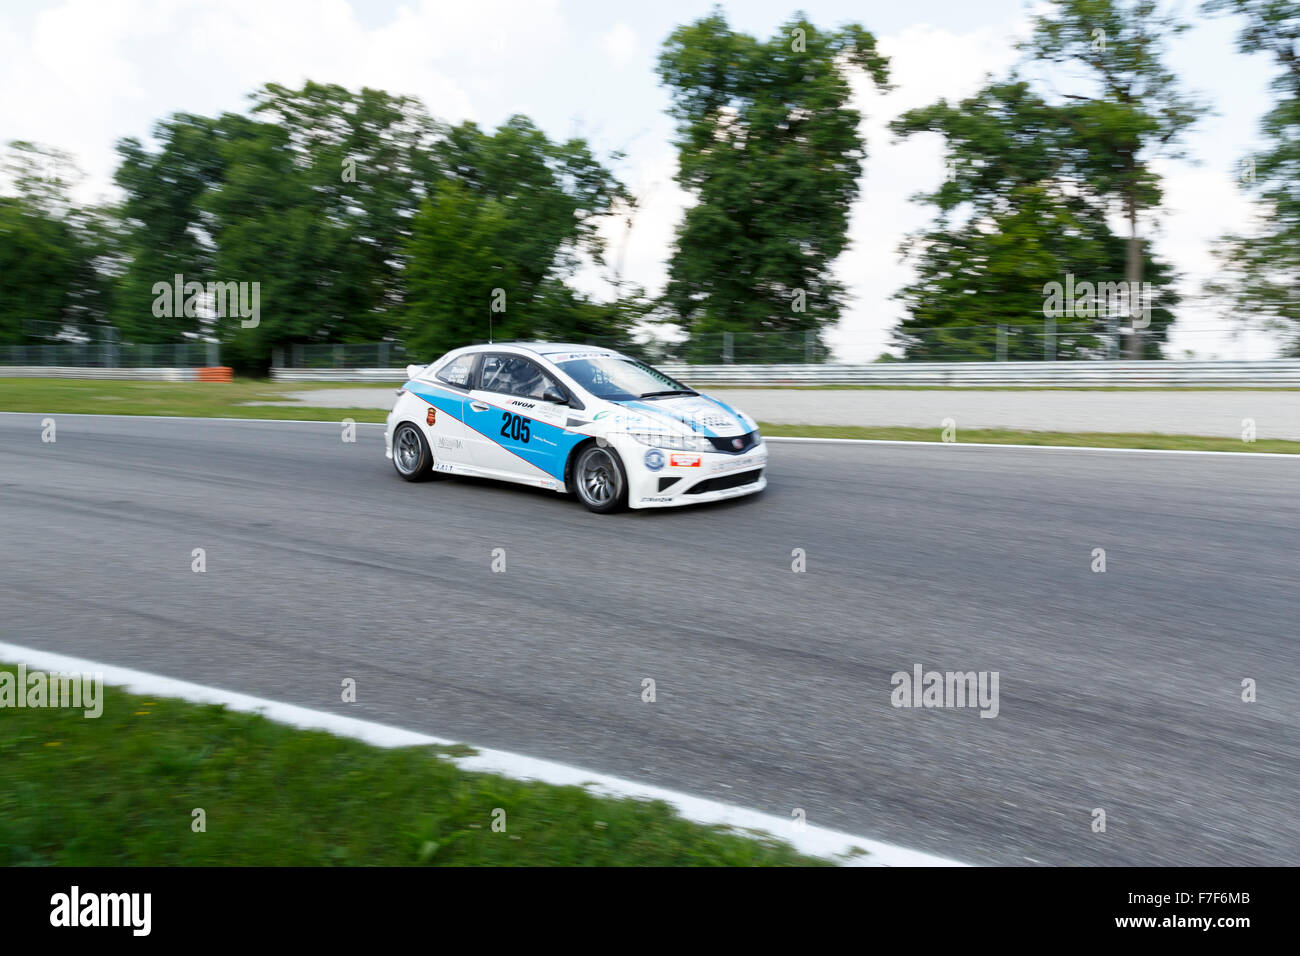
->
[384,343,767,512]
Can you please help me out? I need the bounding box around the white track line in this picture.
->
[1,411,1295,457]
[763,436,1299,458]
[0,641,965,867]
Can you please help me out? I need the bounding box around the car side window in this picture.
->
[480,355,564,401]
[436,354,475,389]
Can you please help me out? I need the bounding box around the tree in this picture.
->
[112,83,443,370]
[890,81,1177,359]
[1203,0,1300,353]
[0,142,116,347]
[1020,0,1204,357]
[657,10,890,362]
[403,117,628,357]
[209,84,441,370]
[113,115,227,343]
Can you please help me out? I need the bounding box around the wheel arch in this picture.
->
[563,436,600,492]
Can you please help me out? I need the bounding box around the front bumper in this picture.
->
[614,437,768,509]
[383,411,396,459]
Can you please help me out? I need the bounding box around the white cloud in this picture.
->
[0,0,569,204]
[601,23,638,69]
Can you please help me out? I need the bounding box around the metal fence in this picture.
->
[272,359,1300,387]
[271,325,1294,370]
[273,342,411,369]
[0,342,219,368]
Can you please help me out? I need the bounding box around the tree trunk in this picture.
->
[1125,182,1144,360]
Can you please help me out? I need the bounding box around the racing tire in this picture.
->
[573,442,628,513]
[392,422,434,482]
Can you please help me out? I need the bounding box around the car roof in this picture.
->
[461,342,621,358]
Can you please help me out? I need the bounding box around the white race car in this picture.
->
[384,343,767,512]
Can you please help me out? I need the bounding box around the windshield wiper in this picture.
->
[638,389,697,399]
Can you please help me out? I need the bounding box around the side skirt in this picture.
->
[435,459,567,495]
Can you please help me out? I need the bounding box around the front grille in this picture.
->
[706,430,758,454]
[686,469,763,495]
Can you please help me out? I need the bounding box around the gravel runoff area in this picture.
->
[256,388,1300,440]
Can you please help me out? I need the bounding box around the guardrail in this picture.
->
[0,367,232,381]
[271,359,1300,388]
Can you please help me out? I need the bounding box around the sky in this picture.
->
[0,0,1285,359]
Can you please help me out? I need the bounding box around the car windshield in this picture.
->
[555,355,696,402]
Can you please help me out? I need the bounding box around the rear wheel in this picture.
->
[392,422,433,481]
[573,443,628,513]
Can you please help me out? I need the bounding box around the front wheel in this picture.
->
[392,422,433,481]
[573,443,628,513]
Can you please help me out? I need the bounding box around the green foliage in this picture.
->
[0,668,823,866]
[403,117,630,357]
[111,83,443,369]
[112,116,226,343]
[890,0,1201,360]
[1203,0,1300,353]
[1018,0,1204,358]
[0,142,116,345]
[890,81,1177,359]
[657,10,890,362]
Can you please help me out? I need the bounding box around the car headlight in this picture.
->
[625,431,713,452]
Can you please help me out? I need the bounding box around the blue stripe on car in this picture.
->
[619,399,725,437]
[408,381,588,482]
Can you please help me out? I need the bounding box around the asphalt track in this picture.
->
[2,413,1296,865]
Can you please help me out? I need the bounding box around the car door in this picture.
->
[406,352,474,468]
[465,353,572,484]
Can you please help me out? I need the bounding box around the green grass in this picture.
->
[2,378,1292,453]
[755,422,1300,453]
[0,666,827,866]
[0,377,393,423]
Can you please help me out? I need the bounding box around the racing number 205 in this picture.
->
[500,412,531,443]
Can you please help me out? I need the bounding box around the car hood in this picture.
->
[607,392,755,437]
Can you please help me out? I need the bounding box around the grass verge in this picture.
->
[0,377,393,422]
[0,666,824,866]
[756,423,1300,453]
[2,378,1293,453]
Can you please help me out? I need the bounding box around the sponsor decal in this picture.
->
[426,407,437,426]
[435,436,463,451]
[510,400,536,410]
[711,453,766,473]
[548,351,614,363]
[670,454,701,468]
[640,496,675,503]
[644,449,665,472]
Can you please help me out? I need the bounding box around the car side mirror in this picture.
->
[542,389,567,405]
[406,364,426,380]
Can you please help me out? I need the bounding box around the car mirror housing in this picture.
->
[543,389,567,405]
